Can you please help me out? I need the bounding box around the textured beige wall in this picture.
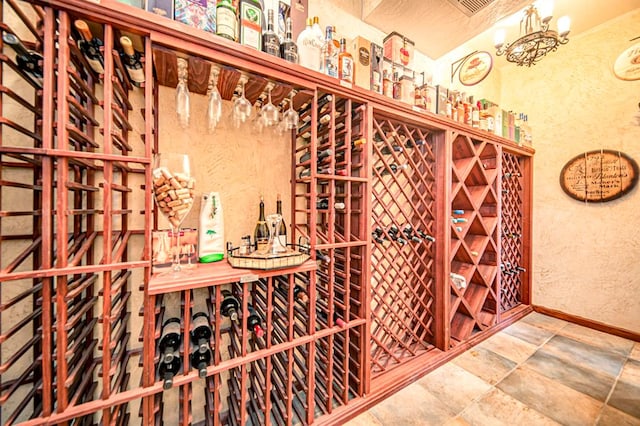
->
[499,10,640,332]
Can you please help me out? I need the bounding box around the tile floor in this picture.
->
[345,312,640,426]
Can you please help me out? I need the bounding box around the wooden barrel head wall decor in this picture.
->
[560,150,639,202]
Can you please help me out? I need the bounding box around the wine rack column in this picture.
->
[0,2,49,423]
[448,132,500,346]
[369,113,438,377]
[292,89,369,416]
[500,150,528,313]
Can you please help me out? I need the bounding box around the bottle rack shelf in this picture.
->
[1,1,533,424]
[369,115,438,376]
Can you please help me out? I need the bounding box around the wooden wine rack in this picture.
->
[1,0,534,424]
[369,115,438,376]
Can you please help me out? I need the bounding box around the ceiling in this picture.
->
[333,0,640,60]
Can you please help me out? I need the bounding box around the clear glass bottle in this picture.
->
[280,17,298,63]
[262,8,280,57]
[321,26,338,78]
[338,38,354,84]
[216,0,237,42]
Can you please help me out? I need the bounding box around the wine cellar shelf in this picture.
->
[1,0,533,424]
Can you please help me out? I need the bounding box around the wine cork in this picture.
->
[167,199,182,207]
[169,177,181,190]
[168,190,178,200]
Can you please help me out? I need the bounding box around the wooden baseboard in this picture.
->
[533,305,640,342]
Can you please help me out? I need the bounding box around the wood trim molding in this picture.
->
[533,305,640,342]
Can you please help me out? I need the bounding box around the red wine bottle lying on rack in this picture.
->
[299,148,333,164]
[158,317,181,389]
[119,36,145,87]
[2,33,43,85]
[190,303,212,378]
[316,309,346,328]
[317,198,345,210]
[74,20,104,74]
[221,289,240,322]
[247,306,265,338]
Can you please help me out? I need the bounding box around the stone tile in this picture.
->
[343,411,383,426]
[608,380,640,419]
[460,388,560,426]
[522,349,617,401]
[453,347,517,385]
[369,382,456,426]
[478,331,538,364]
[541,335,627,378]
[597,405,640,426]
[629,343,640,361]
[619,358,640,384]
[417,362,492,414]
[520,312,568,333]
[503,320,555,346]
[557,323,635,357]
[497,367,603,426]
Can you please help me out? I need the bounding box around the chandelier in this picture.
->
[494,2,570,67]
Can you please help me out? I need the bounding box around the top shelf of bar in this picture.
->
[148,259,317,295]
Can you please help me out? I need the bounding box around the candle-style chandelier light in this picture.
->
[494,1,571,67]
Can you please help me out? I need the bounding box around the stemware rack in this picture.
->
[0,0,532,424]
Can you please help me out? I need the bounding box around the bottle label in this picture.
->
[240,2,262,50]
[339,57,353,83]
[126,65,145,83]
[216,7,237,40]
[264,34,280,56]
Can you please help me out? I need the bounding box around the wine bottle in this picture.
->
[220,289,240,322]
[119,36,145,87]
[416,229,436,242]
[299,148,332,164]
[280,17,298,63]
[372,227,386,244]
[452,209,465,215]
[451,217,468,224]
[298,165,332,178]
[262,8,280,57]
[74,20,104,74]
[216,0,237,41]
[247,306,264,338]
[376,163,408,176]
[276,193,287,240]
[254,196,269,251]
[315,250,331,263]
[191,311,213,378]
[317,198,345,210]
[293,285,309,304]
[380,145,403,155]
[1,33,43,85]
[158,317,181,389]
[503,172,521,178]
[316,309,346,328]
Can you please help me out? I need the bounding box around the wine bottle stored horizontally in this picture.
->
[254,196,269,251]
[299,148,332,164]
[74,19,104,74]
[276,193,287,240]
[158,317,181,389]
[190,296,212,378]
[317,198,345,210]
[247,306,264,338]
[220,289,240,322]
[119,36,144,87]
[316,308,346,328]
[190,340,212,378]
[2,33,43,85]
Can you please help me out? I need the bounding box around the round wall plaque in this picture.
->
[613,41,640,81]
[560,150,638,202]
[459,51,493,86]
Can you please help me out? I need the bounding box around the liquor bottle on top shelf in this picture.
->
[1,33,43,85]
[254,196,269,251]
[338,38,354,84]
[158,317,181,389]
[247,306,265,338]
[74,19,104,74]
[321,25,338,78]
[216,0,237,41]
[220,289,240,322]
[280,17,298,63]
[262,8,280,57]
[239,0,263,50]
[382,68,392,98]
[297,18,321,71]
[119,36,145,87]
[276,193,287,240]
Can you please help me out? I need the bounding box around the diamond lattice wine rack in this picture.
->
[449,133,500,346]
